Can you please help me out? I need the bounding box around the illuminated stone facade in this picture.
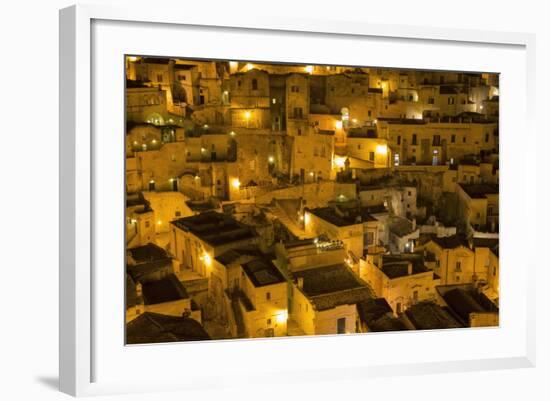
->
[125,57,499,343]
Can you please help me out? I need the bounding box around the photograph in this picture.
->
[124,57,500,344]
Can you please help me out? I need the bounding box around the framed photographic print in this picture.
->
[59,4,536,397]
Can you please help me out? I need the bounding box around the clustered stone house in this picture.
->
[124,57,500,343]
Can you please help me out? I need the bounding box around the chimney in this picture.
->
[412,218,417,231]
[297,277,304,289]
[407,262,413,276]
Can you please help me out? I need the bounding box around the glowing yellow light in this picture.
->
[268,156,274,163]
[352,118,357,124]
[305,65,314,74]
[299,215,304,222]
[157,220,162,225]
[244,111,251,119]
[229,61,238,69]
[334,156,347,168]
[335,120,343,129]
[275,310,288,324]
[376,144,388,155]
[309,172,314,177]
[229,131,236,136]
[194,175,200,180]
[232,178,241,189]
[246,63,253,71]
[127,56,138,62]
[203,253,212,267]
[304,212,310,226]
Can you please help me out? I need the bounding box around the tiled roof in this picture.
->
[126,312,210,344]
[141,274,189,305]
[405,302,463,330]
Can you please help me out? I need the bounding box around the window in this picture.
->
[291,85,299,93]
[408,191,411,196]
[178,74,186,81]
[412,134,417,145]
[251,78,258,90]
[337,317,346,334]
[237,80,242,87]
[493,266,497,276]
[368,110,372,117]
[369,151,375,161]
[297,128,302,136]
[428,97,435,104]
[293,107,303,119]
[448,97,455,105]
[455,261,462,272]
[145,221,150,228]
[266,292,271,301]
[267,318,271,325]
[463,136,467,143]
[413,290,418,303]
[156,74,163,82]
[366,231,374,245]
[485,133,490,143]
[175,211,181,217]
[433,135,441,146]
[397,135,401,145]
[451,134,456,143]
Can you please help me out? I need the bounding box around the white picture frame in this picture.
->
[59,4,536,397]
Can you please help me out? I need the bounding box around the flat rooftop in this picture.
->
[215,247,263,266]
[459,183,499,199]
[128,243,171,264]
[293,264,372,311]
[381,254,429,279]
[308,206,377,227]
[241,258,286,287]
[171,211,256,247]
[405,302,463,330]
[431,234,470,250]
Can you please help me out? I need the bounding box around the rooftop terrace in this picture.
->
[308,206,377,227]
[241,258,286,287]
[171,211,256,247]
[293,264,372,311]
